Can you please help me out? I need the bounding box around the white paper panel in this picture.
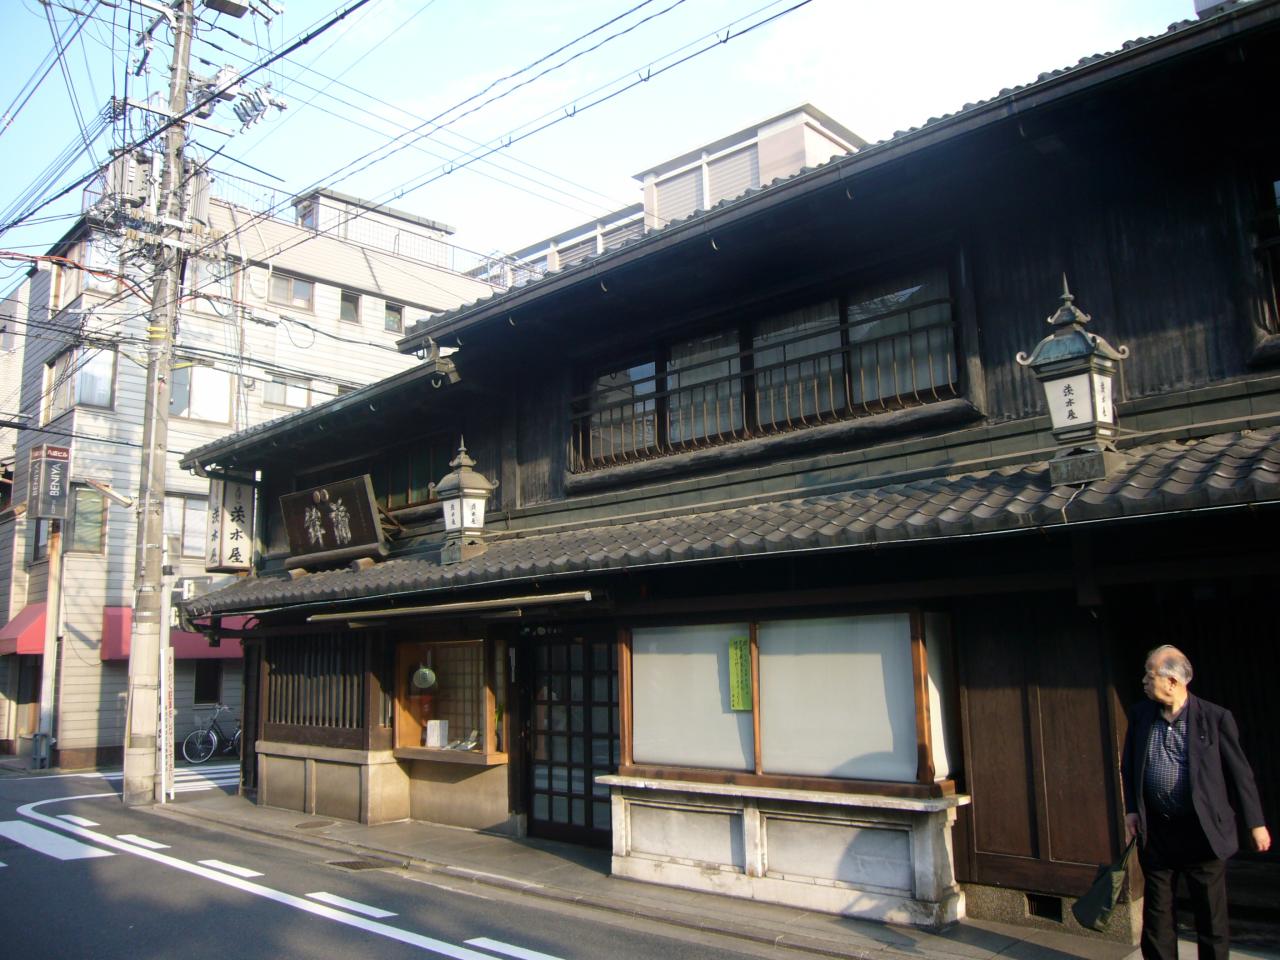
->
[759,615,915,781]
[631,624,753,771]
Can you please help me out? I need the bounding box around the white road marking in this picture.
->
[118,834,170,850]
[198,859,262,878]
[19,795,503,959]
[403,875,493,901]
[307,891,396,918]
[0,861,6,868]
[0,820,113,860]
[58,815,99,827]
[3,763,237,782]
[465,938,567,960]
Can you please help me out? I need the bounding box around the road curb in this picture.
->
[145,801,916,960]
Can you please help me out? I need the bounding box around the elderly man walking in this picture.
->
[1121,645,1271,960]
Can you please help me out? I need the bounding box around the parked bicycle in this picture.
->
[182,702,241,764]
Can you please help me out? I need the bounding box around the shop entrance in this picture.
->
[525,623,619,846]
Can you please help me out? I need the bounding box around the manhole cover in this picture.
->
[328,860,384,871]
[295,820,335,830]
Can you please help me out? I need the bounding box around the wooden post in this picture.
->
[618,627,633,768]
[910,611,936,785]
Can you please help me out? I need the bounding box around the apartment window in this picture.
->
[263,376,309,409]
[170,362,232,423]
[29,485,104,560]
[340,290,361,324]
[193,660,222,705]
[268,272,314,310]
[43,346,116,421]
[570,263,957,471]
[67,485,105,553]
[384,302,404,333]
[297,201,317,230]
[164,494,208,558]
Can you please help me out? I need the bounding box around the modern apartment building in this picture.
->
[0,173,498,767]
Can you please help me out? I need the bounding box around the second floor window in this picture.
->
[68,485,105,553]
[44,346,116,422]
[164,494,208,558]
[340,290,361,324]
[269,272,314,311]
[264,376,309,409]
[384,302,404,333]
[171,362,232,423]
[571,264,957,472]
[31,484,105,560]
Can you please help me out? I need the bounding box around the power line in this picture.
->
[0,0,378,238]
[176,0,817,312]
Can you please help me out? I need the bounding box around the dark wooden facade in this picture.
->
[187,2,1280,925]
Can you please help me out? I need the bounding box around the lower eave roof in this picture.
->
[182,426,1280,620]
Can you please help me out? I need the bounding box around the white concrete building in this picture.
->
[0,178,498,767]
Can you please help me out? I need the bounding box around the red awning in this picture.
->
[100,607,244,661]
[0,603,46,656]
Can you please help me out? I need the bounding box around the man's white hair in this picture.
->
[1146,644,1194,685]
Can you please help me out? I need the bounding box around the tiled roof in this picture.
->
[402,3,1271,347]
[183,426,1280,619]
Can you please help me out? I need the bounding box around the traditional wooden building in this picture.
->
[180,1,1280,939]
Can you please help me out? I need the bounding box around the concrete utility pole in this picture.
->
[123,0,195,807]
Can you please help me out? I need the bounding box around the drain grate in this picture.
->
[328,860,385,871]
[294,820,335,830]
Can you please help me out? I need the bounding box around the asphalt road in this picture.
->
[0,765,803,960]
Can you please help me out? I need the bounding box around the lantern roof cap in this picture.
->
[434,437,497,499]
[1017,276,1128,369]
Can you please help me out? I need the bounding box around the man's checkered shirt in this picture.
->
[1143,707,1191,816]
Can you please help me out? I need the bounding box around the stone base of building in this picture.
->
[962,882,1140,944]
[599,775,969,929]
[55,744,123,770]
[254,740,519,833]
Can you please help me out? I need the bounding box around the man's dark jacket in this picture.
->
[1122,693,1266,860]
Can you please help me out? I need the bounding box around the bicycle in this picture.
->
[182,702,242,764]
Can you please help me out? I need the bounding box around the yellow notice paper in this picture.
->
[729,635,752,711]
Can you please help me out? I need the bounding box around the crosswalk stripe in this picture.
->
[306,892,396,918]
[58,815,99,827]
[198,859,262,878]
[118,834,169,850]
[0,821,113,860]
[465,938,567,960]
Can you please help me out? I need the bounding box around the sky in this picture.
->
[0,0,1199,287]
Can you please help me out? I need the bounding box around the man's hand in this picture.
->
[1252,826,1271,853]
[1125,813,1140,842]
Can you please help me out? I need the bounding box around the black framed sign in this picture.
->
[280,474,386,569]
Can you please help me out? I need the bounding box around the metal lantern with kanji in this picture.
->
[1017,278,1129,448]
[436,438,497,564]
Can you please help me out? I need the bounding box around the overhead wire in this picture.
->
[177,0,817,305]
[0,0,378,238]
[0,0,95,138]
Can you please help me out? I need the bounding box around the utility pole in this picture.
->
[123,0,194,807]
